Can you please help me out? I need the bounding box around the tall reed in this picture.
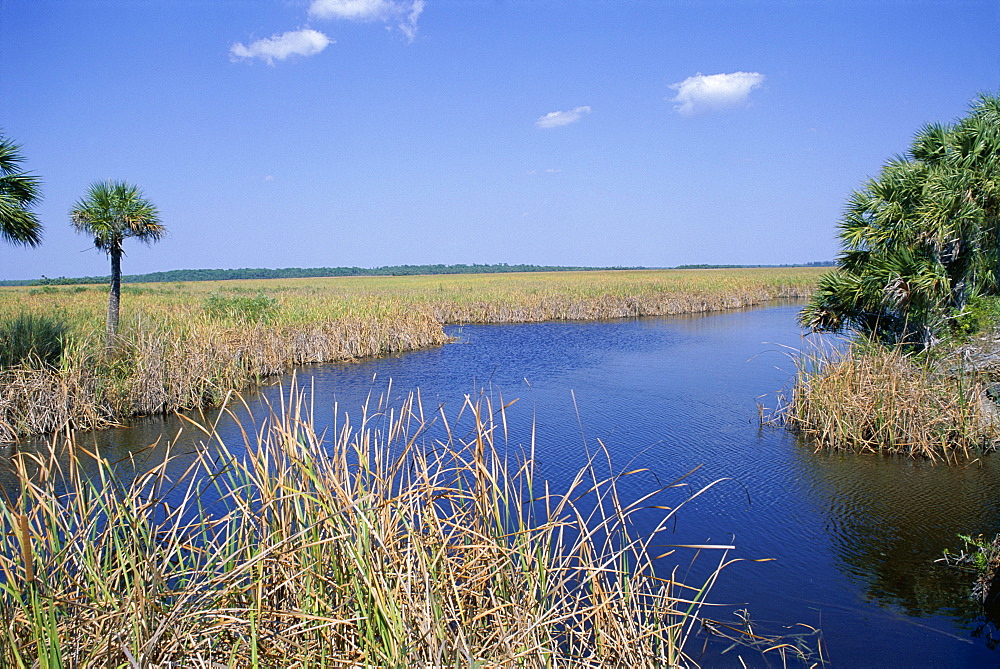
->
[0,384,736,667]
[781,342,999,460]
[0,306,448,440]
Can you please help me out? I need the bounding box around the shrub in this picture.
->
[203,291,279,324]
[0,313,68,369]
[951,296,1000,340]
[940,533,1000,604]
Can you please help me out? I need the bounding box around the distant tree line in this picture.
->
[1,264,639,286]
[0,261,837,286]
[674,261,835,270]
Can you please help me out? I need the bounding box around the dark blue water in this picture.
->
[13,303,1000,666]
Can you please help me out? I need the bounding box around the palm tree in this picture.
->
[70,180,165,351]
[801,92,1000,348]
[0,132,43,248]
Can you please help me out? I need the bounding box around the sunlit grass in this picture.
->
[0,268,821,440]
[779,341,999,460]
[0,383,738,667]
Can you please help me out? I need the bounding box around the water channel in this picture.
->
[8,302,1000,666]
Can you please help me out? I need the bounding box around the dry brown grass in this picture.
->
[0,302,447,440]
[781,342,1000,460]
[0,268,822,441]
[0,384,742,667]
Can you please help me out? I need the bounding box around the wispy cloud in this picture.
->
[308,0,425,42]
[535,106,591,129]
[669,72,765,116]
[230,28,332,65]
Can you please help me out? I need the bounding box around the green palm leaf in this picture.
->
[0,132,43,248]
[802,91,1000,347]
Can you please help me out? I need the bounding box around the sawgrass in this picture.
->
[780,341,999,460]
[0,313,67,369]
[0,268,821,440]
[0,383,738,667]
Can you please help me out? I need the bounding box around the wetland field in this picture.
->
[0,267,819,439]
[8,267,993,666]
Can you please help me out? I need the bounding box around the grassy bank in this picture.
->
[0,385,735,667]
[781,341,1000,460]
[0,268,821,440]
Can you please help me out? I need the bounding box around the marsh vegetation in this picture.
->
[793,93,1000,459]
[0,384,738,667]
[0,267,819,441]
[780,339,1000,460]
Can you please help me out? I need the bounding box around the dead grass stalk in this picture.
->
[0,383,735,667]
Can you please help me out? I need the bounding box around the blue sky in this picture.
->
[1,0,997,280]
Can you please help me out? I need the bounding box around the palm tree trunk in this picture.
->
[106,248,121,353]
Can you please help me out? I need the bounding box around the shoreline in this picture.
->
[0,268,819,441]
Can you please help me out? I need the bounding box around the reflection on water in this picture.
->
[4,303,999,666]
[794,446,1000,622]
[0,411,220,511]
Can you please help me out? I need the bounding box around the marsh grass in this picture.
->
[0,268,821,441]
[0,313,68,370]
[0,383,740,667]
[203,292,279,324]
[0,304,448,441]
[779,342,999,460]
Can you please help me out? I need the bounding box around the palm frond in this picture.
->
[0,132,43,247]
[71,180,164,252]
[802,92,1000,347]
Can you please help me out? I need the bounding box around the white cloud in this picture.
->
[535,106,591,129]
[230,28,332,65]
[401,1,425,41]
[308,0,425,42]
[309,0,396,20]
[668,72,765,116]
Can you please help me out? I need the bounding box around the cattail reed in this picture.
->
[781,343,999,460]
[0,384,743,667]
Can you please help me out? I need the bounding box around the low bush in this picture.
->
[940,533,1000,604]
[951,296,1000,341]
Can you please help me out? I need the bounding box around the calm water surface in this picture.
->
[10,303,1000,667]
